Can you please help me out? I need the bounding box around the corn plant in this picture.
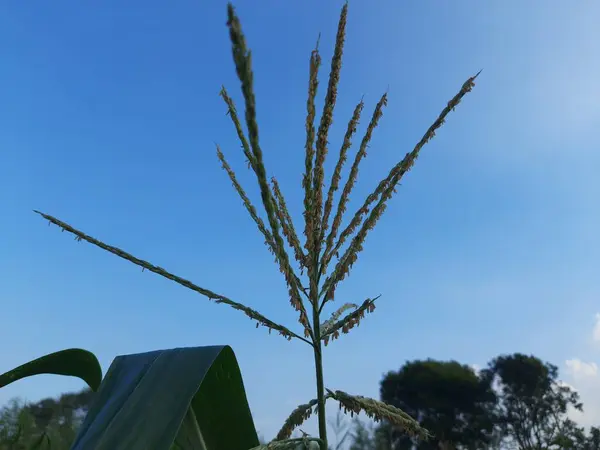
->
[36,3,479,449]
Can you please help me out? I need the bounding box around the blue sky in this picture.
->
[1,0,600,441]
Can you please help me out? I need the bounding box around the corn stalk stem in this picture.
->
[309,257,328,449]
[312,301,328,450]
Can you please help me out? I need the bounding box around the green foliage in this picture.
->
[348,419,374,450]
[551,422,600,449]
[70,346,259,450]
[0,349,102,393]
[358,353,595,450]
[0,349,101,449]
[0,346,265,449]
[2,350,599,450]
[0,394,90,450]
[587,427,600,450]
[380,359,497,449]
[580,427,600,450]
[481,353,582,449]
[25,389,95,430]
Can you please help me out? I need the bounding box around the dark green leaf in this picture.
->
[0,349,102,392]
[71,345,259,450]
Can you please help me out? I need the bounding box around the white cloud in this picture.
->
[564,359,600,429]
[565,359,598,379]
[564,314,600,428]
[470,363,482,375]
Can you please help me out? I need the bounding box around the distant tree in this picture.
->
[26,388,94,429]
[551,424,600,450]
[553,420,584,449]
[328,410,351,450]
[348,417,393,450]
[0,398,43,450]
[348,418,376,450]
[481,353,583,450]
[0,388,94,450]
[380,359,497,450]
[584,427,600,450]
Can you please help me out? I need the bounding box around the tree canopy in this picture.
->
[362,353,598,450]
[380,359,497,450]
[481,353,583,450]
[0,388,94,450]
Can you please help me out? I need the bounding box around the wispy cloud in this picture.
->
[564,314,600,428]
[565,359,599,379]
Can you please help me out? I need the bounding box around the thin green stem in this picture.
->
[309,249,328,449]
[312,303,328,450]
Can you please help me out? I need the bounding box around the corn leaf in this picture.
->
[70,345,259,450]
[0,348,102,392]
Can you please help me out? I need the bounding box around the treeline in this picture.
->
[343,353,599,450]
[0,353,598,449]
[0,389,93,450]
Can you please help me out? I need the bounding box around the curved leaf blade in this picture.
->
[71,345,259,450]
[0,348,102,392]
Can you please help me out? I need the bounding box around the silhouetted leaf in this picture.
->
[0,349,102,392]
[71,345,259,450]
